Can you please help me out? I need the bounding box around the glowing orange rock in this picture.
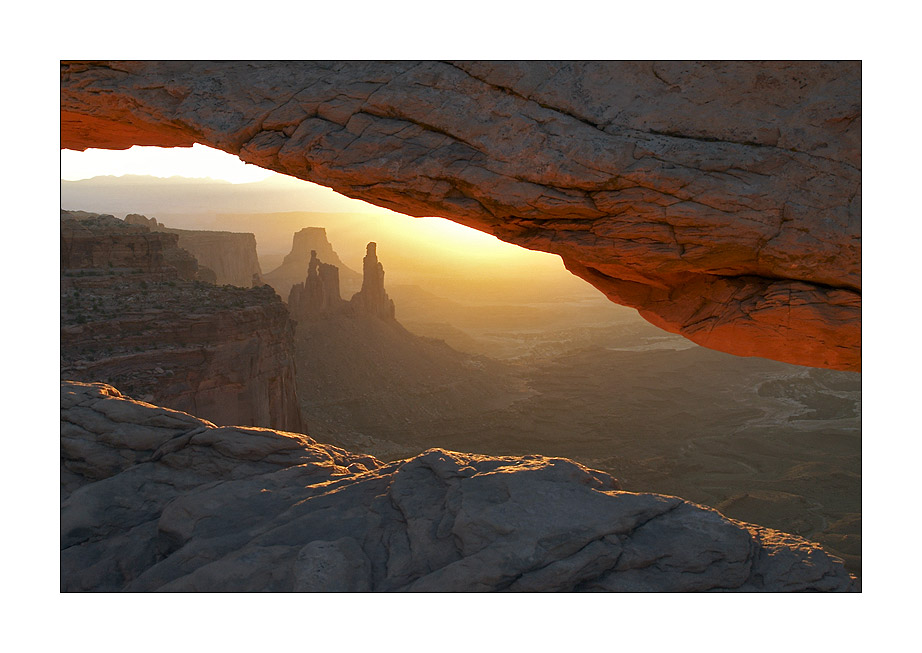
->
[61,61,861,370]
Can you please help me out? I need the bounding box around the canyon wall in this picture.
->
[125,213,262,287]
[60,61,861,371]
[61,212,303,432]
[61,380,857,592]
[62,210,197,279]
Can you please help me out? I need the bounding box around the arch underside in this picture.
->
[60,60,861,371]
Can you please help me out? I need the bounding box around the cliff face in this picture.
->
[62,281,303,432]
[264,227,361,301]
[60,61,861,371]
[60,380,857,592]
[125,213,262,287]
[62,210,197,279]
[61,212,303,432]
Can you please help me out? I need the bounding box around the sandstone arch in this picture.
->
[61,61,861,371]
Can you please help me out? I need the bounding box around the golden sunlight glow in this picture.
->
[61,144,276,184]
[60,144,565,273]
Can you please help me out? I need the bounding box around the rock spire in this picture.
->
[350,242,396,320]
[264,227,361,301]
[288,250,345,319]
[289,242,397,322]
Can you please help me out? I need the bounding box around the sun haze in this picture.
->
[60,144,576,285]
[61,143,277,183]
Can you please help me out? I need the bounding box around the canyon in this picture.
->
[59,210,860,589]
[61,210,302,432]
[60,60,861,371]
[59,61,861,592]
[124,213,262,286]
[276,233,861,576]
[283,239,533,454]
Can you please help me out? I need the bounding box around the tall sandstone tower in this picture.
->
[350,242,396,321]
[288,242,395,322]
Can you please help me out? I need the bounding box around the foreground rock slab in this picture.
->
[61,381,856,592]
[60,61,860,370]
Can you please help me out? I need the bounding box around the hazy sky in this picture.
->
[60,144,565,270]
[61,144,278,184]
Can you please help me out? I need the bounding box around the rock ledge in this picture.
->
[61,380,857,592]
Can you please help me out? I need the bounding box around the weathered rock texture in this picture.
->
[61,212,303,432]
[125,213,262,287]
[60,380,857,592]
[62,282,303,432]
[264,227,361,301]
[60,61,861,371]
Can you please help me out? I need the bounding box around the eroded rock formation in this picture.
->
[60,380,856,592]
[287,240,395,322]
[61,211,303,432]
[125,213,262,287]
[60,61,861,370]
[350,242,395,320]
[288,249,345,317]
[264,227,362,301]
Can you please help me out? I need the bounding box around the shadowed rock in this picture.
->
[60,380,857,592]
[62,210,199,280]
[61,211,303,432]
[288,241,396,322]
[60,61,861,370]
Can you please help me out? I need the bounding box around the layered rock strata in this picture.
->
[125,213,262,287]
[62,210,199,280]
[264,227,361,301]
[62,281,303,432]
[60,380,857,592]
[61,211,303,432]
[60,61,861,370]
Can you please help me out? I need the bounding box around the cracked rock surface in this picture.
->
[60,60,860,371]
[60,380,857,592]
